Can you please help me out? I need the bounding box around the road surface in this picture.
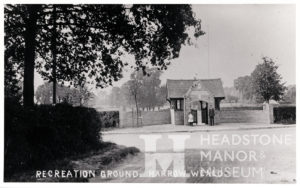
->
[91,126,296,183]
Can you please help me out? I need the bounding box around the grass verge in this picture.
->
[6,142,140,182]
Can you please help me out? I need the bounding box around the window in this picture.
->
[177,100,181,110]
[176,99,183,110]
[215,98,220,110]
[170,99,183,110]
[171,100,175,109]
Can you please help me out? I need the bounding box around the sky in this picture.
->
[160,4,295,87]
[34,4,296,93]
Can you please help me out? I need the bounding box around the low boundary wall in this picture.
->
[119,109,171,128]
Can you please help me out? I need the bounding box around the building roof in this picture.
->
[166,79,225,99]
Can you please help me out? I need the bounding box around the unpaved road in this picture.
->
[91,127,296,183]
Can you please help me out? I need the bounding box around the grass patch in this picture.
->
[6,142,139,182]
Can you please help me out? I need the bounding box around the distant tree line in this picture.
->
[109,68,167,111]
[282,85,296,104]
[35,82,95,106]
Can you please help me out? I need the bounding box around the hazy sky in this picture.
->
[35,4,295,92]
[161,4,295,87]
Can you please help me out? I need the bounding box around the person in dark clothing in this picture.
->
[209,105,215,126]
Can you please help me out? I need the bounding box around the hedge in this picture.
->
[4,102,102,178]
[98,111,119,128]
[273,106,296,124]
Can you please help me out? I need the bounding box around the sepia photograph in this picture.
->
[2,1,297,185]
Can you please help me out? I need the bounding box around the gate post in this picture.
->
[119,107,124,128]
[264,103,274,124]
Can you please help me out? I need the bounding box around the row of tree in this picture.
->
[109,68,167,111]
[35,82,95,106]
[107,68,168,126]
[233,57,290,104]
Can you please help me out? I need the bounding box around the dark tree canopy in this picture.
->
[251,57,286,103]
[5,4,204,106]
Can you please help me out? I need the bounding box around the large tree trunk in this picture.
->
[23,5,40,107]
[52,5,57,105]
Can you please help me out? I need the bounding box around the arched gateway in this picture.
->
[166,79,225,125]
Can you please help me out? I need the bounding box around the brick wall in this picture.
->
[119,107,273,127]
[120,109,171,128]
[218,108,269,124]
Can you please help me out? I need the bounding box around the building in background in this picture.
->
[166,79,225,125]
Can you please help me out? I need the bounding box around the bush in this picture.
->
[98,111,119,128]
[4,102,102,179]
[273,106,296,124]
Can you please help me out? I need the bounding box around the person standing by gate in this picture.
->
[209,105,215,126]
